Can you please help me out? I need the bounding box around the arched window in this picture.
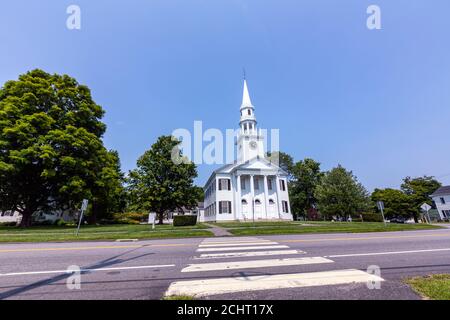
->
[255,199,261,205]
[269,199,275,204]
[248,109,251,116]
[241,199,248,205]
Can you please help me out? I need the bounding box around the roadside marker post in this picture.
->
[377,201,387,227]
[76,199,89,236]
[148,212,156,230]
[420,203,432,224]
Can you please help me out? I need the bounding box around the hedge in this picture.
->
[173,215,197,227]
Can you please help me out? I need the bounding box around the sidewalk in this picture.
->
[203,223,232,237]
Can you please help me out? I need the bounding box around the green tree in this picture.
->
[400,176,441,222]
[289,158,322,219]
[371,188,415,219]
[127,136,200,224]
[89,150,126,223]
[0,69,116,227]
[315,165,370,219]
[266,151,294,178]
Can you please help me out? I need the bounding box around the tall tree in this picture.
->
[371,188,415,219]
[0,69,115,227]
[315,165,370,219]
[89,150,126,223]
[127,136,200,224]
[289,158,322,219]
[400,176,441,222]
[266,151,294,178]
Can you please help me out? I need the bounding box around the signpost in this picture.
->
[148,212,156,230]
[76,199,89,236]
[377,201,387,227]
[421,203,432,224]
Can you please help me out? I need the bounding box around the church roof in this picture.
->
[203,156,288,188]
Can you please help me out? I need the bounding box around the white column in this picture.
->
[236,174,242,220]
[263,175,270,220]
[250,174,255,221]
[275,175,282,219]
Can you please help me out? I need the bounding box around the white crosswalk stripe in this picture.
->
[182,257,333,272]
[195,249,305,259]
[198,241,278,248]
[166,269,384,297]
[197,245,290,252]
[165,237,385,298]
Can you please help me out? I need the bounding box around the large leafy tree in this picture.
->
[400,176,441,221]
[89,150,126,223]
[266,151,294,178]
[0,69,116,227]
[315,165,370,219]
[127,136,200,224]
[371,188,416,219]
[289,158,323,219]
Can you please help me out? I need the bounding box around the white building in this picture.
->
[200,79,293,222]
[430,186,450,220]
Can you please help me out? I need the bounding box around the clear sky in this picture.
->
[1,0,449,190]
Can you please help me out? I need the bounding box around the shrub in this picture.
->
[112,212,147,224]
[173,215,197,227]
[0,221,17,227]
[55,219,68,227]
[359,212,383,222]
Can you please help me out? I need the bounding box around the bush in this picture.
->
[112,212,148,224]
[0,221,17,227]
[173,215,197,227]
[359,212,383,222]
[55,219,68,227]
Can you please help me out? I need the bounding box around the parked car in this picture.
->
[389,217,406,224]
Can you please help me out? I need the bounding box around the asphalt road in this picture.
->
[1,227,450,300]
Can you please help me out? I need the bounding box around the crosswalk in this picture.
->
[165,237,384,298]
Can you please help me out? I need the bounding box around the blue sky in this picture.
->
[1,0,449,190]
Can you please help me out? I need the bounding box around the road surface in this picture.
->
[1,227,450,300]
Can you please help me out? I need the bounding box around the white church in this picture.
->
[200,79,293,222]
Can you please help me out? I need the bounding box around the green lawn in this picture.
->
[221,221,442,236]
[407,274,450,300]
[0,223,213,243]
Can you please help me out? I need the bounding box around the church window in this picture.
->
[218,179,231,191]
[248,109,251,116]
[241,178,245,190]
[269,199,275,205]
[241,199,247,204]
[268,178,273,190]
[255,199,261,205]
[282,201,289,213]
[280,179,286,191]
[219,201,232,214]
[254,177,260,190]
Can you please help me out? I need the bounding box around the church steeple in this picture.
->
[242,79,252,108]
[237,77,264,163]
[239,79,257,134]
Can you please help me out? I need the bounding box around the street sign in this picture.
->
[76,199,89,236]
[81,199,89,211]
[420,203,431,212]
[376,201,386,226]
[377,201,384,211]
[421,203,432,224]
[148,212,156,229]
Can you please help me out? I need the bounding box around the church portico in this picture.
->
[199,78,293,223]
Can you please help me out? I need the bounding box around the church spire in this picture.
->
[242,79,253,108]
